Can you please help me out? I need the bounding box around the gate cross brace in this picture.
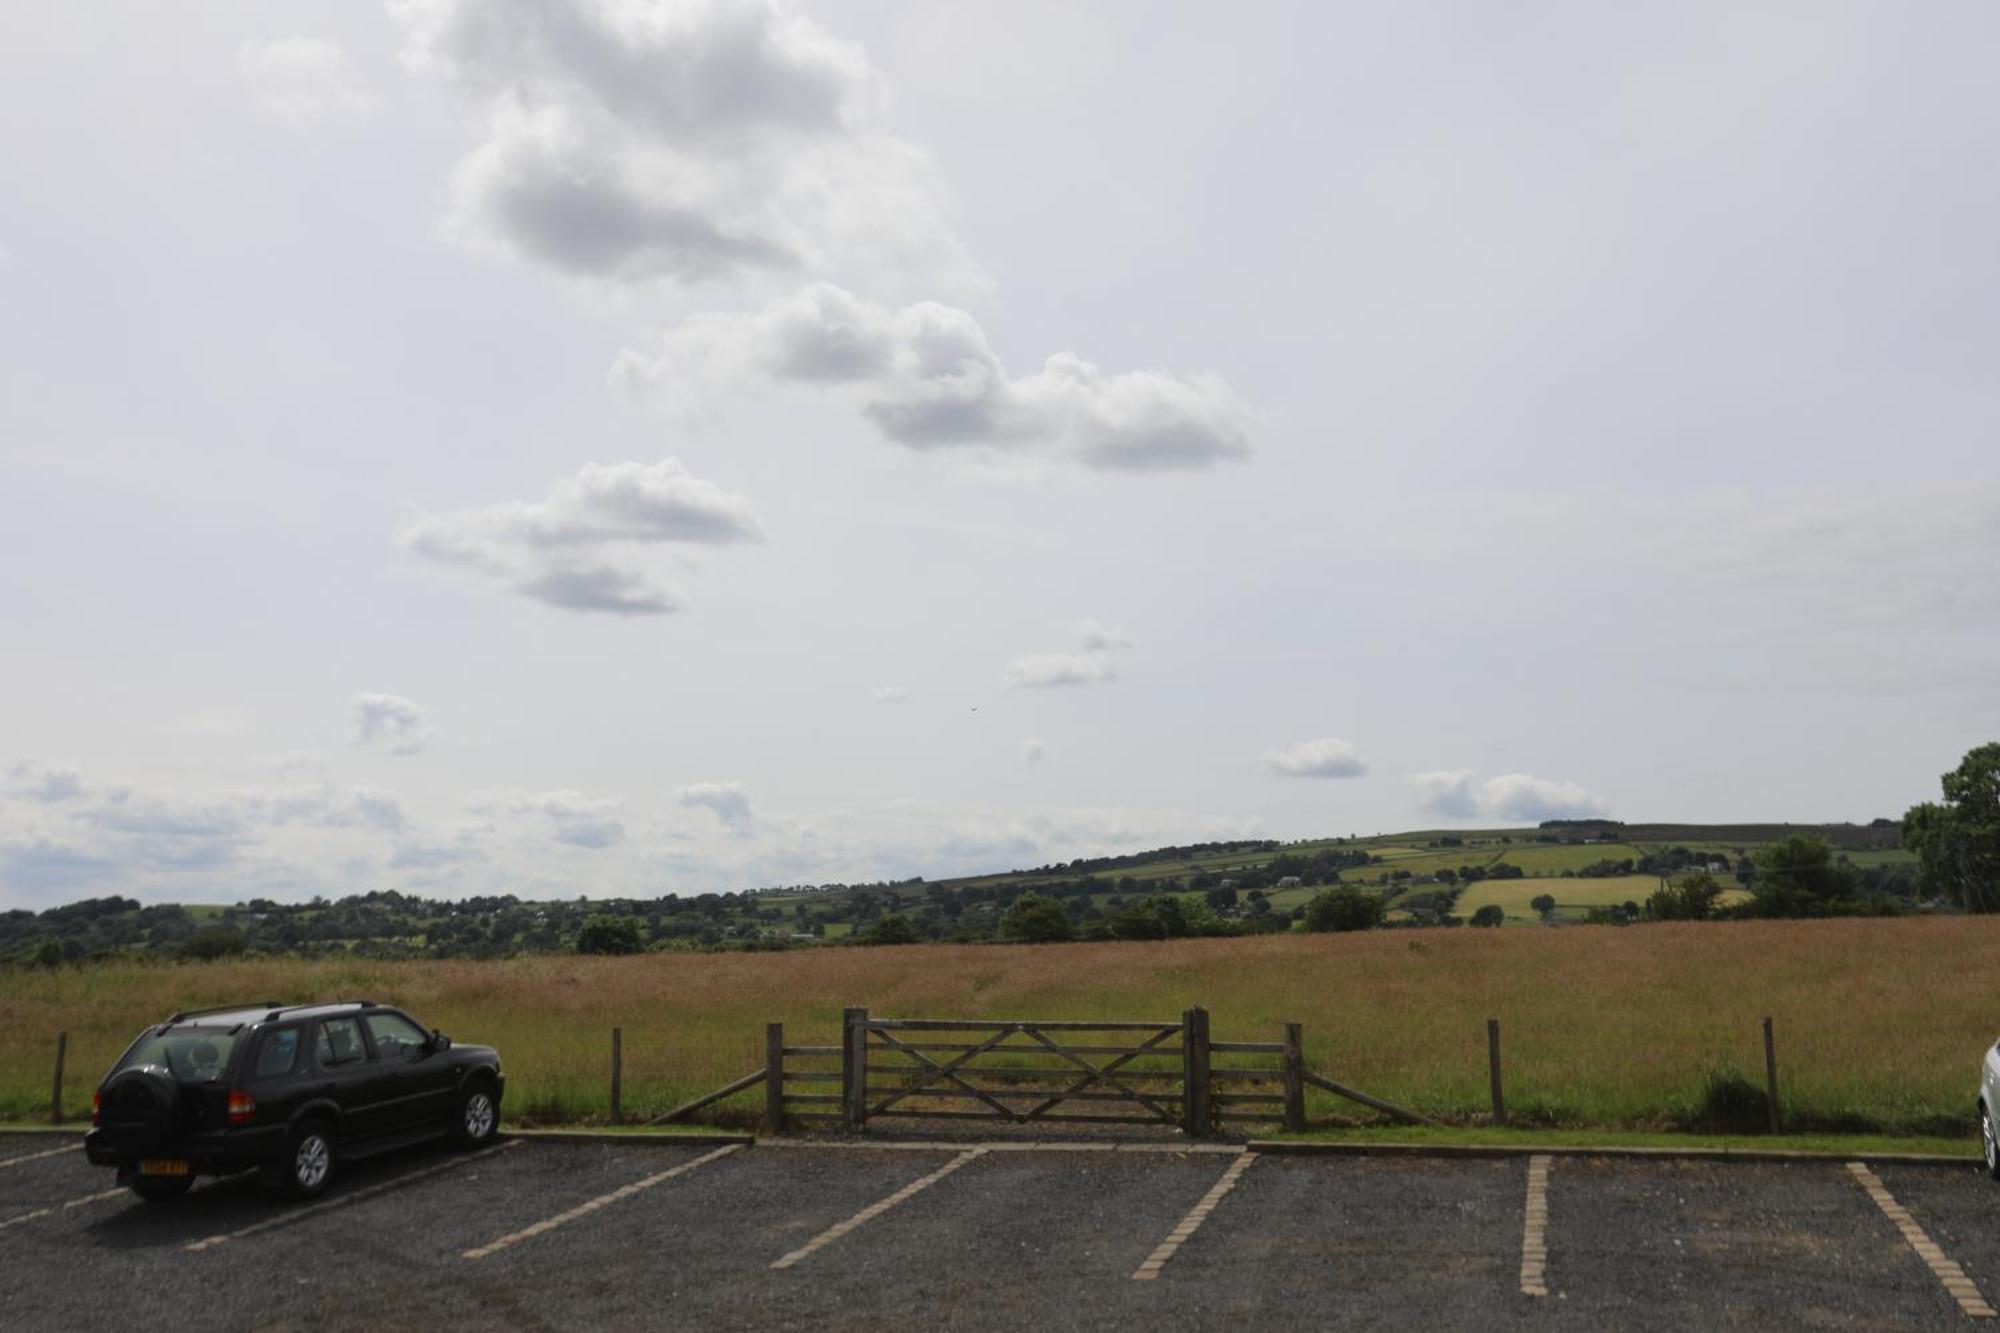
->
[1020,1026,1180,1124]
[867,1025,1022,1119]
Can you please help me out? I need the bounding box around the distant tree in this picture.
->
[1001,893,1074,943]
[861,914,919,946]
[1646,873,1720,922]
[1434,868,1457,885]
[1302,887,1384,933]
[181,925,248,961]
[1470,905,1506,928]
[1204,885,1239,913]
[1529,893,1557,920]
[574,915,645,955]
[1748,836,1857,918]
[32,938,63,969]
[1904,742,2000,911]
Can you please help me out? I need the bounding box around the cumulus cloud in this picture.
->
[351,693,433,756]
[1411,770,1609,822]
[1022,738,1047,765]
[869,686,907,703]
[1263,737,1368,779]
[238,37,377,124]
[467,789,627,849]
[1004,652,1116,689]
[1074,619,1134,651]
[6,762,83,802]
[400,457,761,614]
[388,0,968,289]
[677,779,753,830]
[621,284,1253,472]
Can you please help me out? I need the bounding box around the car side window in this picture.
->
[363,1012,430,1062]
[255,1028,300,1078]
[315,1017,368,1068]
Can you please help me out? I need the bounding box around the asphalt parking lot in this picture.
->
[3,1130,1995,1330]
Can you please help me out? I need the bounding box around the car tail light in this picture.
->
[226,1089,256,1126]
[91,1091,102,1126]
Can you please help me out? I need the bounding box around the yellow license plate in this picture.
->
[138,1159,190,1177]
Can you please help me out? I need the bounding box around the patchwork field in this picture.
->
[1,916,1989,1137]
[1451,875,1754,925]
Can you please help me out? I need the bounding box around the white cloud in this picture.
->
[1074,619,1135,651]
[388,0,969,290]
[466,788,627,849]
[238,38,376,124]
[400,457,762,614]
[621,283,1253,472]
[1004,652,1116,689]
[1263,737,1368,779]
[6,762,83,802]
[678,779,753,830]
[869,686,908,703]
[1022,738,1046,765]
[1410,770,1608,822]
[351,693,433,756]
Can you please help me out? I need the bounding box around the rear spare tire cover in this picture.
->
[98,1065,181,1156]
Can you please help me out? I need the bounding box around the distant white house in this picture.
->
[1275,876,1303,888]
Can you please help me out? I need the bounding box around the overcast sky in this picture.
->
[3,2,1996,908]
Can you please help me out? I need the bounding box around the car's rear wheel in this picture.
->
[1983,1104,1999,1181]
[284,1121,335,1199]
[451,1082,500,1148]
[129,1173,194,1202]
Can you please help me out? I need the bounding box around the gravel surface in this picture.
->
[4,1132,1994,1330]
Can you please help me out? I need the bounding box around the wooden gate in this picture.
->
[850,1013,1188,1129]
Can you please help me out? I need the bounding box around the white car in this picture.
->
[1982,1042,2000,1178]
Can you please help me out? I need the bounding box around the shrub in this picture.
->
[1001,893,1073,943]
[1303,888,1384,933]
[574,915,644,955]
[861,915,919,946]
[181,925,248,961]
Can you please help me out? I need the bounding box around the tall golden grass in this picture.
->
[3,917,1991,1134]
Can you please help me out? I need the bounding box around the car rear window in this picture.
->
[116,1029,241,1084]
[254,1028,300,1078]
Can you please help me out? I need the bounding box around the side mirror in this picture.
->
[431,1031,452,1053]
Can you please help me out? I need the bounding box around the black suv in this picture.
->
[85,999,504,1201]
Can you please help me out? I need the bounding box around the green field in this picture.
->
[0,917,1985,1139]
[1453,876,1753,925]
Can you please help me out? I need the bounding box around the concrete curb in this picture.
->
[1247,1139,1983,1168]
[504,1129,756,1148]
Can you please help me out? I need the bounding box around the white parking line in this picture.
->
[462,1143,742,1261]
[0,1143,82,1170]
[1847,1162,1996,1319]
[1520,1154,1551,1297]
[770,1147,988,1271]
[0,1187,124,1232]
[1131,1152,1258,1280]
[186,1140,523,1253]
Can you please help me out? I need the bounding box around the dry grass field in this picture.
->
[4,917,1993,1136]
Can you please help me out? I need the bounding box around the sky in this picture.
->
[2,1,1997,909]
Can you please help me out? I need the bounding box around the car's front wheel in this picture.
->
[1983,1104,2000,1181]
[451,1081,500,1148]
[284,1121,336,1199]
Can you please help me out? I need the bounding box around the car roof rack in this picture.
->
[166,1001,286,1024]
[262,999,375,1022]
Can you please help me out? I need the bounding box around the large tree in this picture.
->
[1904,742,2000,911]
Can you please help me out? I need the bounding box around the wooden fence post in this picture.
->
[764,1022,785,1136]
[50,1032,67,1126]
[843,1006,869,1132]
[1762,1016,1781,1134]
[609,1027,622,1124]
[1282,1022,1305,1132]
[1182,1007,1212,1137]
[1487,1019,1506,1126]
